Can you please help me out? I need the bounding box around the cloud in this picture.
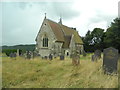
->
[1,0,119,45]
[49,2,80,20]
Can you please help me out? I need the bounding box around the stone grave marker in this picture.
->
[49,54,53,60]
[103,47,118,74]
[60,55,64,60]
[91,50,101,62]
[71,51,80,65]
[9,53,13,58]
[83,50,86,57]
[94,50,101,59]
[91,55,97,62]
[44,56,48,60]
[26,51,31,59]
[9,52,16,60]
[17,49,19,56]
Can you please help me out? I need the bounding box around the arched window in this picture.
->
[43,37,48,47]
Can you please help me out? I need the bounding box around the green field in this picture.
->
[2,54,119,88]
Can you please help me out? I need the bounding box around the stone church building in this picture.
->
[35,16,83,57]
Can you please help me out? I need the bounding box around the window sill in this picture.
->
[40,47,49,49]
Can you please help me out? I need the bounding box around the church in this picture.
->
[35,15,84,58]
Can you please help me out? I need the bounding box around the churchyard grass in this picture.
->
[2,53,119,88]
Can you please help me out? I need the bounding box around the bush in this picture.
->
[2,49,17,56]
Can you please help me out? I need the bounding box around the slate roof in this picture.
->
[47,19,83,45]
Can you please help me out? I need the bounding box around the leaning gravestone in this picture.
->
[91,55,97,62]
[94,50,101,59]
[60,55,64,60]
[91,50,101,62]
[83,50,86,57]
[103,47,118,74]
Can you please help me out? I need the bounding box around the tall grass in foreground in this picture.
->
[2,54,119,88]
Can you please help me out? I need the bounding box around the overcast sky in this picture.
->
[1,0,119,46]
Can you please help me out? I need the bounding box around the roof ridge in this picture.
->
[46,18,83,44]
[47,19,73,29]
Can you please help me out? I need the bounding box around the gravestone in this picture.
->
[71,51,80,65]
[26,51,31,59]
[49,54,53,60]
[91,55,97,62]
[94,50,101,59]
[17,49,19,56]
[103,47,118,74]
[60,55,64,60]
[83,50,86,57]
[91,50,101,62]
[9,52,16,60]
[44,56,48,60]
[9,53,13,58]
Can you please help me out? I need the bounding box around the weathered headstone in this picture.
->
[91,55,97,62]
[72,55,80,65]
[91,50,101,62]
[49,54,53,60]
[26,51,31,59]
[103,47,118,74]
[9,52,16,60]
[94,50,101,59]
[9,53,13,58]
[44,56,48,60]
[71,51,80,65]
[60,55,64,60]
[17,49,19,56]
[83,50,86,57]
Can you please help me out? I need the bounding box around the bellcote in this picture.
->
[58,18,62,24]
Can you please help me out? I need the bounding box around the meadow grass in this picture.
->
[2,53,119,88]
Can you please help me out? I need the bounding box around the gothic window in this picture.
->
[42,33,48,47]
[43,37,48,47]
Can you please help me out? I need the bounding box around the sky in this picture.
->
[1,0,119,46]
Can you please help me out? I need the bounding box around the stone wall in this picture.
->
[36,19,63,57]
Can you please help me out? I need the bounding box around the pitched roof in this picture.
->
[47,19,83,44]
[61,25,83,44]
[62,35,72,48]
[47,19,65,42]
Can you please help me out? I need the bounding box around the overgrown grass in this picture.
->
[2,53,119,88]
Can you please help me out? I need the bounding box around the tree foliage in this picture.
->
[83,17,120,53]
[104,18,120,52]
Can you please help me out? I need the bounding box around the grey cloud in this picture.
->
[17,2,32,9]
[88,11,117,28]
[2,2,117,45]
[50,2,80,20]
[35,2,80,20]
[15,2,80,20]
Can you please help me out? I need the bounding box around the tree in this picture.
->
[104,18,120,52]
[90,28,104,50]
[83,17,120,53]
[83,28,104,52]
[82,30,94,52]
